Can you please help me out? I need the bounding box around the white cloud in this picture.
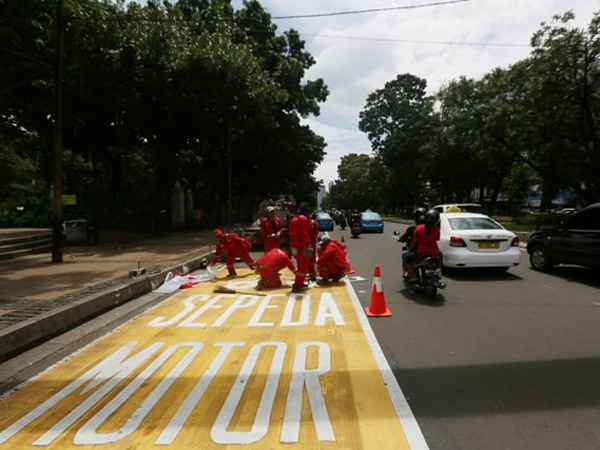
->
[249,0,599,185]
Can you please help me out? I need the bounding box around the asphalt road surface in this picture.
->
[329,222,600,450]
[1,222,598,450]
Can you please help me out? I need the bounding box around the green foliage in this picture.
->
[326,154,389,211]
[355,10,600,213]
[0,0,328,229]
[358,74,433,209]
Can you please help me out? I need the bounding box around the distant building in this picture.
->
[317,185,328,210]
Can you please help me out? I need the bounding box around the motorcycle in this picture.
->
[405,255,445,299]
[393,230,445,299]
[350,222,361,238]
[338,216,347,230]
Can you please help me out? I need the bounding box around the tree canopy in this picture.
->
[328,10,600,213]
[0,0,328,229]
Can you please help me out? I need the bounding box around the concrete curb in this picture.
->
[0,252,211,362]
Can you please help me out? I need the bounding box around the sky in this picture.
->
[230,0,599,188]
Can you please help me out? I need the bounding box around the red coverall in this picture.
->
[288,213,312,289]
[260,215,283,253]
[307,219,319,278]
[317,240,347,281]
[211,233,255,276]
[255,248,296,288]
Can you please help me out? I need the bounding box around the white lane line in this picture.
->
[344,278,429,449]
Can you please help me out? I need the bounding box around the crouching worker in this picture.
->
[254,248,297,290]
[210,228,255,277]
[316,234,347,284]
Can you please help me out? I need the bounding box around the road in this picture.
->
[0,222,598,449]
[334,222,600,450]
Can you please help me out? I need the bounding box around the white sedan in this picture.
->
[438,213,521,270]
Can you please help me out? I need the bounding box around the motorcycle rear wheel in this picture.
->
[424,284,437,299]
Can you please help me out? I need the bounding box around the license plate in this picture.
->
[478,241,500,249]
[425,268,441,275]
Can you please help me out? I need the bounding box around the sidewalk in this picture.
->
[0,229,215,361]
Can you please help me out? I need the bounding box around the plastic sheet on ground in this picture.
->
[155,266,221,293]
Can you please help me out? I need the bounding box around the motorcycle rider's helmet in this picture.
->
[424,209,440,226]
[414,207,427,224]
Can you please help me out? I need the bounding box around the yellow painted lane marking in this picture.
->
[0,269,427,449]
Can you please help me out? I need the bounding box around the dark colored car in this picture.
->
[526,202,600,271]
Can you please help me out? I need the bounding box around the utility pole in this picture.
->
[51,0,65,263]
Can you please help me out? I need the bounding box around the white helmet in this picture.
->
[318,233,331,244]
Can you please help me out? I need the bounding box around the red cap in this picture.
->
[213,229,223,237]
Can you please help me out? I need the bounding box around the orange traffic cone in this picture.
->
[365,266,391,317]
[341,236,355,274]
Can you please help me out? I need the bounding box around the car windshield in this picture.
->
[362,213,380,220]
[448,217,503,230]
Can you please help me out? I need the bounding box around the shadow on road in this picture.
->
[393,356,600,418]
[534,265,600,289]
[397,287,446,307]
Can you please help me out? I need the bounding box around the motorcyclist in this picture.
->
[350,209,361,227]
[400,207,427,278]
[405,209,441,283]
[338,211,348,229]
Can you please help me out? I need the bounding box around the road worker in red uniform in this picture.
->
[210,229,255,277]
[307,216,319,280]
[254,248,296,289]
[288,202,312,292]
[260,206,283,253]
[316,234,347,284]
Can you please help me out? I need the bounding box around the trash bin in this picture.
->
[63,219,88,243]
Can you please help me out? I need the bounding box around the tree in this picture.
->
[359,74,434,210]
[327,154,389,211]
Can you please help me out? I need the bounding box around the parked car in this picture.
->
[360,211,384,233]
[314,212,334,231]
[438,212,521,270]
[433,203,484,214]
[527,202,600,271]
